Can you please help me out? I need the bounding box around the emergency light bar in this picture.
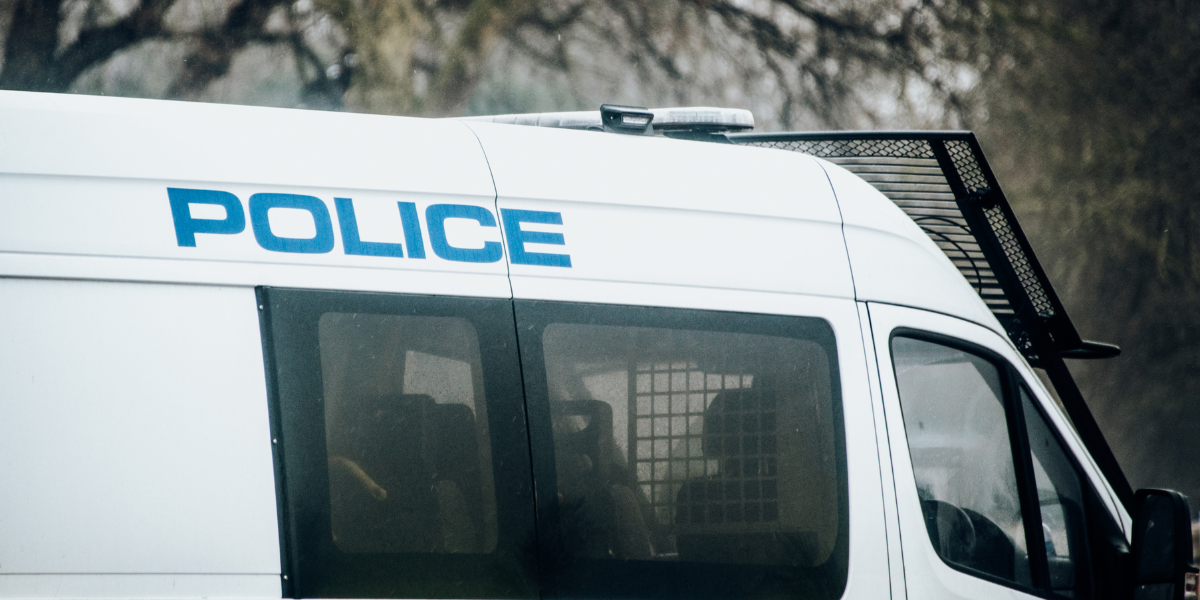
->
[460,105,754,134]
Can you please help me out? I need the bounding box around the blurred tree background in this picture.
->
[1,0,1197,504]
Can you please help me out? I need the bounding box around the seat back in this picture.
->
[429,402,484,552]
[329,393,441,553]
[675,385,818,565]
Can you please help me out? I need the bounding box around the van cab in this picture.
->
[0,92,1194,600]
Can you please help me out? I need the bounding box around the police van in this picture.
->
[0,92,1194,600]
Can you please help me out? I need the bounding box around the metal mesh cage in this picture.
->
[740,136,1014,317]
[630,362,760,526]
[730,131,1083,359]
[983,204,1055,318]
[945,139,988,194]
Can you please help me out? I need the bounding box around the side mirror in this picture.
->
[1132,489,1198,600]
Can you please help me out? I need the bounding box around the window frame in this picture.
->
[257,287,538,599]
[888,327,1105,600]
[513,299,850,600]
[1016,383,1099,599]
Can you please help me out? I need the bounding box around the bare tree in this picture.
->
[968,0,1200,503]
[0,0,987,124]
[0,0,290,98]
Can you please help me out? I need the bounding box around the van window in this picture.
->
[891,336,1033,587]
[1021,387,1089,597]
[317,313,497,555]
[515,301,847,600]
[260,288,536,599]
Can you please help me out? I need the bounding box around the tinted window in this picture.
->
[318,313,497,555]
[891,336,1033,587]
[260,288,536,599]
[1022,387,1089,598]
[516,301,847,600]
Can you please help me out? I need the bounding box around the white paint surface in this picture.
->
[0,91,509,299]
[819,157,1002,334]
[467,121,855,300]
[0,279,279,581]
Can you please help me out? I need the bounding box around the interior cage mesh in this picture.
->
[629,363,774,526]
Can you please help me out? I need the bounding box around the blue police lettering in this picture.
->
[167,188,245,247]
[335,197,404,258]
[425,204,503,263]
[500,208,571,267]
[248,193,335,254]
[397,201,426,259]
[167,188,571,268]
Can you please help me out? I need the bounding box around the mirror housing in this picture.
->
[1131,489,1198,600]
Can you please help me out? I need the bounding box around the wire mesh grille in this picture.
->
[675,392,779,526]
[944,139,989,193]
[983,204,1055,318]
[740,137,1014,316]
[751,137,936,159]
[630,363,771,526]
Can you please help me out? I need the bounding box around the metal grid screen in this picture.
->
[630,363,776,526]
[736,136,1015,317]
[674,389,779,526]
[983,203,1055,318]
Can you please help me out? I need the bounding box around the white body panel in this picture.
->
[0,92,509,298]
[0,278,280,595]
[466,122,855,302]
[854,302,907,600]
[469,123,885,599]
[820,158,1000,333]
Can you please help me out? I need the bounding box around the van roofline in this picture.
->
[735,129,973,138]
[727,129,1133,509]
[457,106,755,133]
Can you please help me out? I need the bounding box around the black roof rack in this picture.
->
[727,130,1133,509]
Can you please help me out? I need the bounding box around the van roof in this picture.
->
[0,91,1004,336]
[460,119,994,327]
[462,107,1115,363]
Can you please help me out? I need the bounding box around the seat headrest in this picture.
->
[701,388,777,458]
[341,393,436,459]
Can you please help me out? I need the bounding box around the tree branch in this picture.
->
[165,0,288,99]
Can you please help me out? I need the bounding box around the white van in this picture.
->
[0,93,1194,600]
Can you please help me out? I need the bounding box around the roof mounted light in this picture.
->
[601,104,654,135]
[651,107,754,132]
[459,105,755,136]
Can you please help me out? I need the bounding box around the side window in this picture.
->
[515,301,848,600]
[1021,387,1090,598]
[260,288,536,599]
[318,313,496,555]
[891,336,1034,587]
[891,332,1123,599]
